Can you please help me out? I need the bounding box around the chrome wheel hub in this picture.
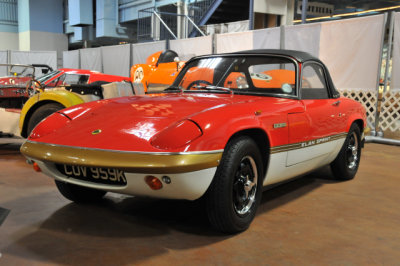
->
[233,156,258,216]
[346,132,359,170]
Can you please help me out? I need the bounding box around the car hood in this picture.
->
[31,93,262,151]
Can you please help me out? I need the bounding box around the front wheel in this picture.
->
[55,180,106,203]
[27,103,64,136]
[330,123,362,180]
[205,136,263,233]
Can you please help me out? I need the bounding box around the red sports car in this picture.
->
[20,50,367,233]
[0,64,128,109]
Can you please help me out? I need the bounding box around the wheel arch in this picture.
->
[20,91,84,137]
[20,100,66,138]
[352,119,364,132]
[226,128,270,182]
[350,118,365,147]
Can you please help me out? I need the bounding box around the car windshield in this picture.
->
[8,65,35,77]
[170,55,297,97]
[37,70,62,84]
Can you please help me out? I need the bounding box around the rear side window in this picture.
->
[301,63,329,99]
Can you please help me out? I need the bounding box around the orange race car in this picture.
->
[130,50,299,94]
[130,50,185,92]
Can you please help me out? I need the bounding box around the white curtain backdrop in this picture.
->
[227,20,250,33]
[0,50,8,76]
[101,44,130,77]
[391,12,400,90]
[170,35,212,61]
[80,47,102,72]
[319,14,385,90]
[10,51,57,70]
[62,50,80,69]
[131,41,166,65]
[253,27,280,49]
[216,31,253,53]
[285,23,321,57]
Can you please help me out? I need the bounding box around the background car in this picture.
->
[18,69,130,138]
[130,50,185,92]
[21,49,366,233]
[0,64,53,109]
[0,65,130,137]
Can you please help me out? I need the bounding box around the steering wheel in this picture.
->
[25,79,44,97]
[187,80,212,90]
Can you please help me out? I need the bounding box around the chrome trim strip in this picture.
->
[270,132,347,154]
[24,140,224,155]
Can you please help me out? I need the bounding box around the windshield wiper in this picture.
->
[193,85,233,95]
[164,85,184,92]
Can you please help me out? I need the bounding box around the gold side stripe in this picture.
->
[270,132,347,154]
[20,141,223,174]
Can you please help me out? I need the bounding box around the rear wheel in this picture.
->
[330,123,362,180]
[55,180,106,203]
[27,103,64,136]
[205,136,263,233]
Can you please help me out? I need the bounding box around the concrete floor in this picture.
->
[0,139,399,265]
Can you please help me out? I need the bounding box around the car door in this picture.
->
[287,62,342,166]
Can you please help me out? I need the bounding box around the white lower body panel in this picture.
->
[264,138,345,186]
[33,159,217,201]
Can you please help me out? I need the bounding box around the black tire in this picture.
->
[27,103,65,136]
[55,180,106,203]
[205,136,263,233]
[330,123,362,180]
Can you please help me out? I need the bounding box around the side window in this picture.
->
[301,64,329,99]
[64,74,89,85]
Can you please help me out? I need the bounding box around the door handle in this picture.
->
[332,100,341,106]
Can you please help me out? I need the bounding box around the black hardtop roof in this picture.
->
[186,49,339,99]
[231,49,320,63]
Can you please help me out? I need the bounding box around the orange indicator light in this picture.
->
[32,162,41,172]
[145,176,163,190]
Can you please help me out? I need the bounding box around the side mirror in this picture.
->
[174,57,180,71]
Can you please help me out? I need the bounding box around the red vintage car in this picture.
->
[20,50,367,233]
[0,64,52,109]
[0,64,128,109]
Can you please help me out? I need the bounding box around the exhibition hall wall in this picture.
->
[0,50,57,76]
[62,14,386,92]
[1,13,394,92]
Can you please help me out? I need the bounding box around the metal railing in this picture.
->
[187,0,214,24]
[137,5,205,42]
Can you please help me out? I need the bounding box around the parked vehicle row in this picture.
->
[0,64,130,137]
[1,50,186,137]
